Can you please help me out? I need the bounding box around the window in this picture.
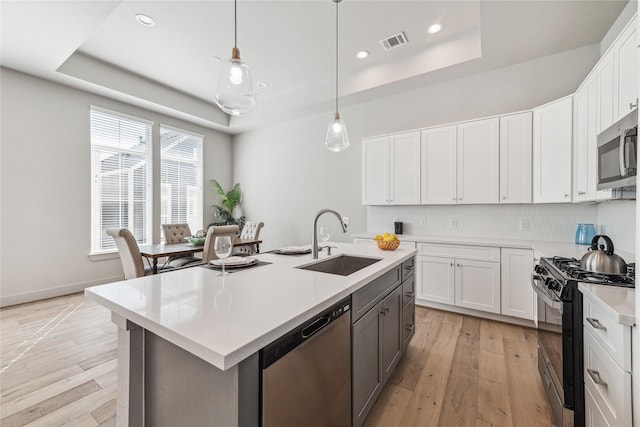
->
[90,108,153,253]
[160,126,203,237]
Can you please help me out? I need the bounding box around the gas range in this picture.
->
[539,256,635,291]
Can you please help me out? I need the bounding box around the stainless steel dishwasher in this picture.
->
[261,296,351,427]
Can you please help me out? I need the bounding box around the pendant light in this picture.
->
[325,0,350,152]
[215,0,256,116]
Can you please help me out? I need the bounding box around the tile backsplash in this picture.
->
[596,200,636,253]
[367,204,599,242]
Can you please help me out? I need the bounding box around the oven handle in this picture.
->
[531,274,563,313]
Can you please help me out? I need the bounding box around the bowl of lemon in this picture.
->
[374,233,400,251]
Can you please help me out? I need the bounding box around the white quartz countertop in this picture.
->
[579,283,636,326]
[351,233,636,263]
[85,243,416,371]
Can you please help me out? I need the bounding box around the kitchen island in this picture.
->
[85,242,416,427]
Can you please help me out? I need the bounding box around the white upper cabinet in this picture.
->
[533,96,573,203]
[421,125,457,204]
[573,73,598,202]
[389,132,421,205]
[456,118,500,204]
[500,112,532,204]
[597,49,616,134]
[362,131,420,205]
[362,136,389,205]
[614,15,639,120]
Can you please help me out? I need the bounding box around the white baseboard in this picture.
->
[0,275,124,308]
[415,298,536,328]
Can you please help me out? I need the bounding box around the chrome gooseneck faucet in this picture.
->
[312,209,348,259]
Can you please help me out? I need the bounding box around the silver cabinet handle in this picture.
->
[586,317,607,331]
[452,197,456,201]
[563,193,569,198]
[456,263,460,267]
[587,368,608,387]
[630,100,638,110]
[458,197,462,200]
[450,262,453,266]
[502,196,507,200]
[578,191,585,195]
[380,307,390,315]
[405,324,415,332]
[405,291,414,298]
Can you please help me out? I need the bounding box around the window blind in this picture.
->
[160,125,203,238]
[90,108,153,253]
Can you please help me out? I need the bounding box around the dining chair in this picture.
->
[162,223,202,268]
[201,224,240,263]
[233,221,264,256]
[106,228,155,279]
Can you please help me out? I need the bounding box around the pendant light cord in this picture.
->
[335,0,339,115]
[234,0,238,48]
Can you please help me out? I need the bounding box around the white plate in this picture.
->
[209,256,258,268]
[275,246,311,255]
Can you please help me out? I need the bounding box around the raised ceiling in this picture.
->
[0,1,628,133]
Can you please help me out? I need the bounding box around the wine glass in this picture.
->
[214,235,232,276]
[319,226,330,244]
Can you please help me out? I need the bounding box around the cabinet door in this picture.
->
[352,302,383,427]
[533,97,573,203]
[454,259,501,314]
[416,256,455,305]
[362,137,389,205]
[614,17,639,120]
[381,285,403,384]
[500,112,532,204]
[500,248,534,320]
[597,50,616,134]
[421,125,457,204]
[573,74,598,202]
[457,118,499,204]
[390,131,421,205]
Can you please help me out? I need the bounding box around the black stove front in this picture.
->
[533,257,584,427]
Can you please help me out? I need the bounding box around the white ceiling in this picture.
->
[0,0,629,134]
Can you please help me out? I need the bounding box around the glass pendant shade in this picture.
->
[215,48,256,116]
[325,112,350,152]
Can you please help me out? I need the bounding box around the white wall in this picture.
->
[596,200,636,253]
[0,68,233,306]
[233,45,601,250]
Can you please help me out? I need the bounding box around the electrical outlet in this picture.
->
[448,219,457,228]
[342,216,350,225]
[519,219,529,231]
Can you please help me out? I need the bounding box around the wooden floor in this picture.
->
[0,293,555,426]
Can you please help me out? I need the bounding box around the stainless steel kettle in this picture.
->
[580,235,628,275]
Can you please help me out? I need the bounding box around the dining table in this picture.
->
[139,238,263,274]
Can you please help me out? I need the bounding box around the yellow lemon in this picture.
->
[383,235,395,242]
[391,234,398,241]
[383,232,390,237]
[374,235,383,241]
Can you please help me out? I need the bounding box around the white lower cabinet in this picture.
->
[454,259,501,314]
[583,290,633,427]
[416,243,501,315]
[500,248,534,320]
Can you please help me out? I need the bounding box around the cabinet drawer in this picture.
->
[585,384,612,427]
[401,258,415,282]
[352,267,401,323]
[584,328,632,427]
[583,292,631,371]
[402,304,415,349]
[417,243,500,262]
[402,274,415,308]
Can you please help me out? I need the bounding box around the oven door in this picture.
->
[531,275,575,413]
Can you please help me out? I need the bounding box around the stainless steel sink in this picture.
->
[297,255,381,276]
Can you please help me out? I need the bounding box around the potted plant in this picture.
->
[209,179,245,231]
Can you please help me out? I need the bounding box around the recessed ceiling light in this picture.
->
[256,81,268,89]
[428,23,442,34]
[356,50,370,59]
[136,14,155,26]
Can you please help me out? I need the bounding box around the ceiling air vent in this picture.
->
[380,32,408,51]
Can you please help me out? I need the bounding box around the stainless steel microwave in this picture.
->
[597,109,637,190]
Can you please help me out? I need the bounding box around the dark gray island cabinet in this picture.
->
[85,244,417,427]
[352,258,415,427]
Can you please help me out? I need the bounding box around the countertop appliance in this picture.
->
[261,296,351,427]
[597,109,637,191]
[532,257,635,427]
[579,235,628,275]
